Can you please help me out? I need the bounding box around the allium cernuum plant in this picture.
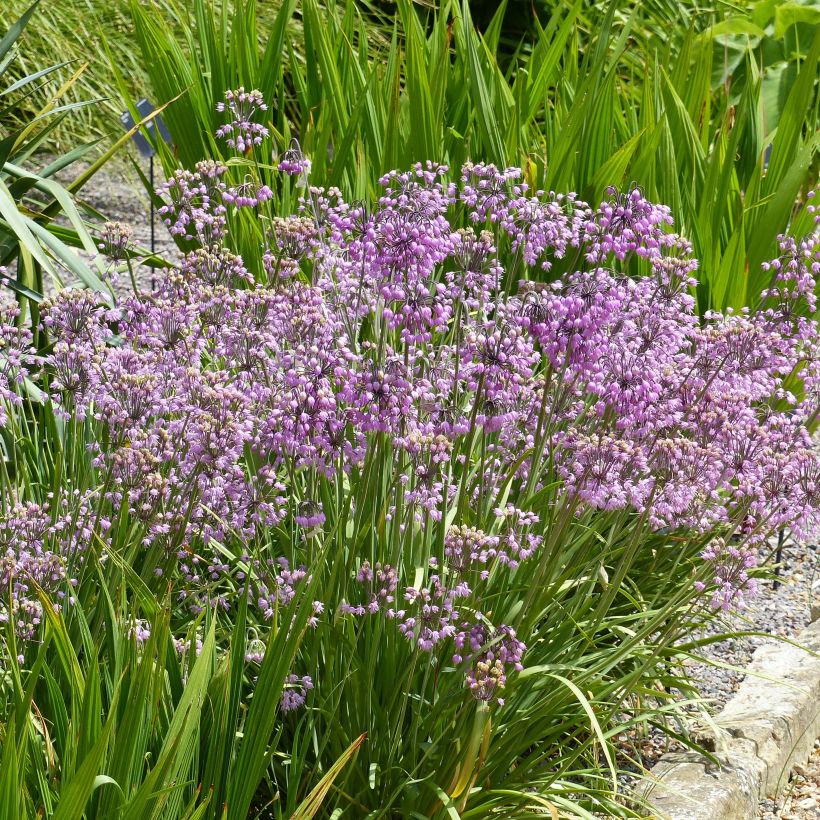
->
[2,87,820,812]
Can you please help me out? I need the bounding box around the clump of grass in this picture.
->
[1,0,149,148]
[122,0,818,315]
[0,0,388,150]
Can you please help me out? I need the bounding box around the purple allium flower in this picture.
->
[97,221,133,263]
[278,139,311,177]
[7,157,819,676]
[453,623,526,704]
[392,576,466,651]
[223,177,274,209]
[0,303,39,425]
[339,561,398,616]
[444,525,495,576]
[295,500,326,534]
[281,674,313,711]
[157,165,228,243]
[128,619,151,645]
[216,88,269,153]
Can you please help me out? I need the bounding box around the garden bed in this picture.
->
[2,2,819,817]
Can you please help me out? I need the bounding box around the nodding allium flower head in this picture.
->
[454,623,526,704]
[469,657,506,703]
[0,496,96,640]
[128,619,152,645]
[460,161,522,222]
[40,289,114,343]
[216,87,269,152]
[181,247,252,288]
[582,185,675,262]
[223,176,274,209]
[698,537,759,611]
[256,558,311,621]
[245,637,266,664]
[491,505,542,568]
[499,190,585,270]
[339,562,399,616]
[444,525,496,577]
[449,229,503,308]
[281,674,314,711]
[97,221,133,263]
[157,166,227,243]
[0,304,38,425]
[391,576,469,652]
[295,500,325,530]
[278,139,312,178]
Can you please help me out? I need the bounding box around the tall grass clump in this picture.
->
[2,94,820,816]
[123,0,819,313]
[0,0,115,310]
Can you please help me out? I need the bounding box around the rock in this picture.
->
[646,620,820,819]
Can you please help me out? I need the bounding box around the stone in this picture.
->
[646,620,820,818]
[646,751,760,820]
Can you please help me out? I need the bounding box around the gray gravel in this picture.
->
[1,155,177,305]
[759,739,820,819]
[686,536,819,712]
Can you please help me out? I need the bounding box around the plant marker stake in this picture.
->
[773,528,785,590]
[119,98,171,287]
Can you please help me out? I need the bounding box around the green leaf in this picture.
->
[775,3,820,38]
[290,734,367,820]
[51,689,120,820]
[698,18,767,40]
[0,704,22,820]
[459,0,507,165]
[0,1,40,64]
[120,621,216,820]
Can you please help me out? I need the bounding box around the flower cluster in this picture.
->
[281,674,314,711]
[454,623,526,704]
[215,87,269,152]
[2,90,818,712]
[97,221,133,263]
[0,494,96,643]
[278,139,312,178]
[0,299,38,426]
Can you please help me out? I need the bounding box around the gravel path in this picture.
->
[759,740,820,819]
[687,537,819,711]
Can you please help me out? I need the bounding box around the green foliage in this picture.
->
[0,0,392,150]
[0,0,111,313]
[0,321,732,818]
[0,0,262,149]
[0,0,154,148]
[124,0,819,313]
[0,418,355,819]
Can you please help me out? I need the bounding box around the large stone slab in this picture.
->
[645,620,820,818]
